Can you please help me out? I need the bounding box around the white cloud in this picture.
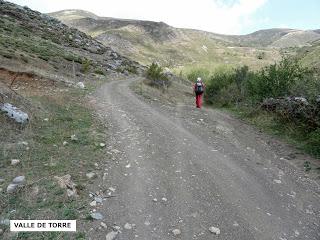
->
[8,0,268,34]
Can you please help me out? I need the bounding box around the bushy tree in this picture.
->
[245,57,309,102]
[186,68,210,82]
[146,62,171,89]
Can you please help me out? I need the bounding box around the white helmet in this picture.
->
[197,77,201,82]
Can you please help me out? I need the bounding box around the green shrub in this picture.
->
[81,59,91,73]
[146,62,171,89]
[306,129,320,156]
[94,68,105,75]
[187,68,210,82]
[289,71,320,100]
[205,66,250,106]
[205,69,234,104]
[245,57,309,102]
[126,65,138,74]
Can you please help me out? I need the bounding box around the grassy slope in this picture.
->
[0,83,107,239]
[298,40,320,69]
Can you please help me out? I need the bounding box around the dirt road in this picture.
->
[91,77,320,240]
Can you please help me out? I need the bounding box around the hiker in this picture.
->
[194,77,205,108]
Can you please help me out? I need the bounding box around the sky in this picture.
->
[7,0,320,35]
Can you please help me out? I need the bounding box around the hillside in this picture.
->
[0,2,141,239]
[297,39,320,69]
[49,10,282,71]
[0,2,140,82]
[50,10,320,72]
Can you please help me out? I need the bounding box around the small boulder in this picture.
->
[209,226,221,235]
[12,176,25,185]
[101,222,108,229]
[11,159,20,166]
[90,212,104,220]
[0,219,10,226]
[86,172,96,179]
[71,134,78,141]
[1,103,29,124]
[7,183,18,193]
[124,223,133,230]
[105,231,118,240]
[94,196,103,204]
[172,229,181,236]
[76,82,85,89]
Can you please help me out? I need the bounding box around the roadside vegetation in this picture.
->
[0,81,108,239]
[187,56,320,158]
[145,62,171,90]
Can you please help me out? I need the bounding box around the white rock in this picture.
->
[124,223,133,230]
[108,187,116,192]
[76,82,85,89]
[125,163,131,168]
[11,159,20,166]
[12,176,25,184]
[1,103,29,124]
[86,172,96,179]
[273,179,282,184]
[172,229,181,236]
[209,226,220,235]
[105,231,118,240]
[101,222,108,229]
[153,198,158,202]
[90,201,97,207]
[161,197,167,202]
[91,212,104,220]
[144,220,150,226]
[100,143,106,147]
[0,228,3,235]
[44,118,49,121]
[113,225,121,231]
[63,141,68,146]
[94,196,103,203]
[71,134,78,141]
[7,183,18,193]
[0,219,10,226]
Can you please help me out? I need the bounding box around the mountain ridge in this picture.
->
[49,9,320,70]
[50,9,320,47]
